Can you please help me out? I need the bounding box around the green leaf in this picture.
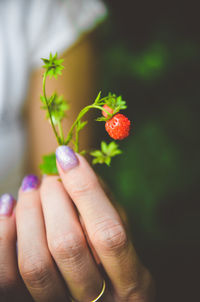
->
[90,141,122,166]
[40,95,46,104]
[110,149,122,156]
[105,157,111,166]
[39,153,58,175]
[90,150,103,157]
[101,141,108,153]
[92,157,101,165]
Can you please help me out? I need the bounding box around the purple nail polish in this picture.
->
[0,194,15,216]
[21,174,40,192]
[56,146,78,172]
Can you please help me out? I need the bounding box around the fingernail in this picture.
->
[0,194,15,216]
[56,146,79,172]
[21,174,40,192]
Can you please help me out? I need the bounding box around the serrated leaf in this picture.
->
[107,141,117,153]
[92,158,101,165]
[40,95,46,104]
[105,157,111,166]
[101,141,108,153]
[39,153,58,175]
[90,150,103,157]
[110,149,122,156]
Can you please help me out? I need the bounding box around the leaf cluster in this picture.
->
[41,93,69,125]
[95,92,127,122]
[42,53,64,79]
[105,93,127,112]
[90,141,122,166]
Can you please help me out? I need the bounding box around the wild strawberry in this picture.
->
[105,113,131,140]
[102,104,114,118]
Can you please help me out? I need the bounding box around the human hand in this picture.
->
[2,146,154,301]
[0,194,34,302]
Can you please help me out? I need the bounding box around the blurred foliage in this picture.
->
[97,1,200,300]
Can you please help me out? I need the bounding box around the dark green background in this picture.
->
[96,1,200,301]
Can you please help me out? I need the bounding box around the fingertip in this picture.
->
[21,174,40,192]
[55,146,79,173]
[0,193,16,217]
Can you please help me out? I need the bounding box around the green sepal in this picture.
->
[106,93,127,113]
[39,153,58,175]
[94,91,102,105]
[41,53,64,79]
[96,116,107,122]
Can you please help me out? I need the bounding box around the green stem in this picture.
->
[65,103,110,145]
[43,71,60,144]
[75,126,79,153]
[58,120,64,144]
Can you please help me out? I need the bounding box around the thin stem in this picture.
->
[58,120,64,144]
[75,126,79,153]
[64,103,111,145]
[43,71,60,144]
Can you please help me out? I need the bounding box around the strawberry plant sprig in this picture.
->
[39,53,131,175]
[41,53,68,145]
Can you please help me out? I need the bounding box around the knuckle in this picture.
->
[49,232,86,263]
[92,219,128,254]
[19,255,51,288]
[125,268,155,301]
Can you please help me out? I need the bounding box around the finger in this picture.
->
[16,175,68,302]
[40,175,111,302]
[56,147,149,299]
[0,194,31,302]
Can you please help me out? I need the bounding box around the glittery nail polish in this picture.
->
[56,146,79,172]
[0,194,15,216]
[21,174,40,192]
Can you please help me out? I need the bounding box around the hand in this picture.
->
[0,194,33,302]
[4,146,154,301]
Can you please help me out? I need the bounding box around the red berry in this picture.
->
[102,104,114,118]
[105,113,131,140]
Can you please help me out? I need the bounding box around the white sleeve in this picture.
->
[26,0,107,68]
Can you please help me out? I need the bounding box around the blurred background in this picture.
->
[0,0,199,300]
[95,0,200,301]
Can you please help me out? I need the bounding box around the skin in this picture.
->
[0,154,155,302]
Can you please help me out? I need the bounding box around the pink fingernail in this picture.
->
[0,194,15,216]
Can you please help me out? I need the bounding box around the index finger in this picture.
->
[56,146,150,299]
